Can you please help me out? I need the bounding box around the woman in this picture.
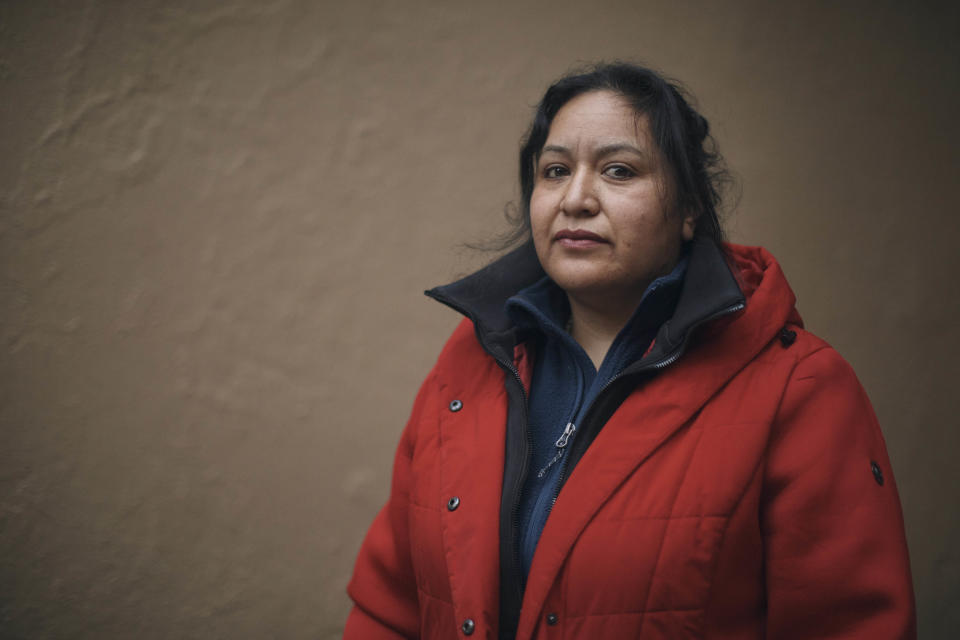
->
[344,63,915,639]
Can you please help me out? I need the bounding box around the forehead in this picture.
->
[545,90,651,148]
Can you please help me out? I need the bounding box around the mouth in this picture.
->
[554,229,608,248]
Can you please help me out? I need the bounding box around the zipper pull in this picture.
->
[555,422,576,448]
[537,423,578,479]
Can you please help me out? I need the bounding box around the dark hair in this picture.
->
[498,62,731,247]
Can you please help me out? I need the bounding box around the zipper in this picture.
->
[555,421,576,447]
[549,300,745,507]
[536,422,577,479]
[490,354,532,630]
[503,362,531,591]
[470,333,532,610]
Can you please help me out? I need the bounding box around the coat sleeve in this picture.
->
[343,373,437,639]
[761,346,916,639]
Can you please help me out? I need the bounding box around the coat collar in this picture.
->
[425,236,747,371]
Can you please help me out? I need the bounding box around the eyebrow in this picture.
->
[539,143,650,159]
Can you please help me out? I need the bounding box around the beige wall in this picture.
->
[1,1,957,637]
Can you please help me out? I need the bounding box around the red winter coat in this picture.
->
[344,241,915,639]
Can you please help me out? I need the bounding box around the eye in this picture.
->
[542,165,569,179]
[603,164,636,180]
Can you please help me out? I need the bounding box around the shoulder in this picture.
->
[410,317,502,412]
[436,318,485,362]
[782,327,867,396]
[757,325,886,460]
[431,318,500,378]
[399,318,508,453]
[751,322,857,385]
[731,322,878,440]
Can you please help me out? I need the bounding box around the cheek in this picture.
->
[529,194,555,267]
[529,191,553,239]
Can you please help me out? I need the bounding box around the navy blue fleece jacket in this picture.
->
[505,256,688,582]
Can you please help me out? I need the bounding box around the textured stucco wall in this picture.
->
[1,1,957,638]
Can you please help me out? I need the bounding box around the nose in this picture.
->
[560,168,600,217]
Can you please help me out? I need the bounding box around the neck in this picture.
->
[567,291,643,370]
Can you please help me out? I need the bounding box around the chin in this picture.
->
[548,269,617,297]
[548,262,655,301]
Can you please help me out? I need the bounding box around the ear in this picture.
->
[681,212,697,242]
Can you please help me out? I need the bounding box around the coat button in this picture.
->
[461,618,475,635]
[449,399,463,412]
[447,496,460,511]
[546,613,559,626]
[779,327,797,347]
[871,461,884,486]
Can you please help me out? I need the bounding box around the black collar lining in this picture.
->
[425,237,745,367]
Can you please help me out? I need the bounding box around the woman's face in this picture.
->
[530,90,695,304]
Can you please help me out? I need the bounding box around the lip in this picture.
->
[554,229,608,248]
